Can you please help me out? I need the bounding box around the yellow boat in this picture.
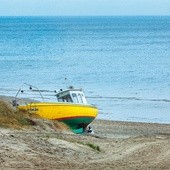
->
[16,85,98,133]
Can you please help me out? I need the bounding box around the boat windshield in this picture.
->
[72,93,83,103]
[57,94,73,103]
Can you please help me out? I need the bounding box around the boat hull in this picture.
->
[18,102,98,133]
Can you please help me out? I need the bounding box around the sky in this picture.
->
[0,0,170,16]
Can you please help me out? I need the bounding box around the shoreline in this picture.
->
[96,118,170,126]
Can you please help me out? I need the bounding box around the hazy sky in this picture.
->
[0,0,170,16]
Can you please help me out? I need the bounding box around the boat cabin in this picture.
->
[56,89,88,104]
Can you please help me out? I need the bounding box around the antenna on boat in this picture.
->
[64,77,70,89]
[64,78,75,90]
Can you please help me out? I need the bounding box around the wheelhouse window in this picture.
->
[58,94,73,103]
[72,93,79,103]
[72,93,84,104]
[78,94,83,103]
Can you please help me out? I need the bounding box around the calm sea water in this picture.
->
[0,16,170,123]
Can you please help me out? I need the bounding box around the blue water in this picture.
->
[0,16,170,123]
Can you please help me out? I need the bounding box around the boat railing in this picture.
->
[12,83,58,107]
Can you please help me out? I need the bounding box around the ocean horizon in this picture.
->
[0,16,170,123]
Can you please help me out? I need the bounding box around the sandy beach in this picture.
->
[0,96,170,170]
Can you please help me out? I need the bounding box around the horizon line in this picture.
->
[0,15,170,17]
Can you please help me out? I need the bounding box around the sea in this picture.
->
[0,16,170,124]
